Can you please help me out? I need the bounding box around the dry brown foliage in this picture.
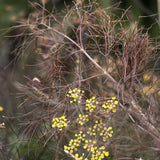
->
[5,0,160,159]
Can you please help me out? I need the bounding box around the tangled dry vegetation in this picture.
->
[3,1,160,159]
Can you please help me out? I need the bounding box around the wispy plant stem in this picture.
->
[43,24,118,85]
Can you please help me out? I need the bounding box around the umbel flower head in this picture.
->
[101,97,118,113]
[52,116,68,131]
[85,96,99,113]
[77,114,89,125]
[67,88,84,104]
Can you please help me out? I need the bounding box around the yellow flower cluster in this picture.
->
[101,97,118,113]
[64,131,85,159]
[143,73,151,82]
[67,88,84,104]
[83,142,109,160]
[142,86,154,96]
[52,116,68,131]
[0,106,4,112]
[77,114,89,125]
[63,89,118,159]
[90,146,109,160]
[87,120,113,142]
[64,119,112,159]
[85,96,99,112]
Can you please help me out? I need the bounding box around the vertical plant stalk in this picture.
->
[75,1,84,113]
[0,143,7,160]
[75,0,84,87]
[158,0,160,23]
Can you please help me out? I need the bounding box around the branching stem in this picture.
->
[42,24,118,85]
